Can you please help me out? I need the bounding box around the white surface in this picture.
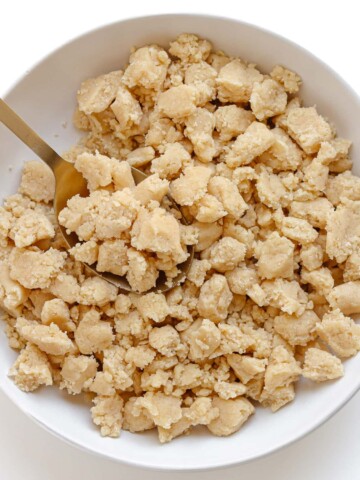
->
[0,388,359,479]
[2,11,360,471]
[1,0,359,478]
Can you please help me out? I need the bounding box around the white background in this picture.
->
[1,1,359,478]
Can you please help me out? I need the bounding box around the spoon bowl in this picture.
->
[0,98,194,292]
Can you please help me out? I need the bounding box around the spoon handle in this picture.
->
[0,98,59,171]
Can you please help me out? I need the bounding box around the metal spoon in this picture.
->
[0,98,193,293]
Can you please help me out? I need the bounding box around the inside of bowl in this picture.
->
[0,14,359,470]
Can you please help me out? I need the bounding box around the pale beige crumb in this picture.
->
[74,152,113,191]
[301,267,334,296]
[133,174,169,205]
[270,65,302,94]
[325,171,360,206]
[145,114,182,148]
[157,415,191,444]
[187,319,221,361]
[290,197,333,229]
[10,209,55,248]
[193,221,223,252]
[127,146,155,168]
[186,259,211,287]
[123,397,155,433]
[4,193,36,218]
[302,348,343,382]
[260,127,302,171]
[114,294,132,314]
[273,310,318,346]
[225,265,258,295]
[303,157,329,192]
[133,392,182,429]
[49,273,80,304]
[215,105,255,141]
[214,381,247,400]
[184,61,217,105]
[173,363,202,389]
[317,309,360,357]
[217,59,263,104]
[126,248,159,293]
[0,263,29,317]
[122,45,170,93]
[124,345,156,369]
[8,343,53,392]
[208,51,231,72]
[149,325,182,357]
[227,354,267,384]
[280,216,318,244]
[207,397,254,436]
[170,166,212,206]
[190,194,227,223]
[286,107,333,154]
[60,354,97,394]
[102,345,133,390]
[69,241,98,266]
[300,244,324,271]
[250,78,287,121]
[79,277,118,307]
[262,279,308,316]
[158,84,197,120]
[134,292,169,323]
[225,122,274,168]
[207,176,247,219]
[256,169,290,209]
[169,34,212,63]
[9,248,66,290]
[96,240,128,276]
[256,232,294,279]
[184,108,216,163]
[185,397,219,425]
[150,142,191,179]
[91,394,124,438]
[15,317,73,356]
[263,345,301,394]
[208,237,246,273]
[344,252,360,282]
[327,281,360,315]
[247,283,268,307]
[131,207,186,265]
[77,70,123,114]
[41,298,75,332]
[90,371,115,396]
[74,309,114,355]
[260,383,295,412]
[19,161,55,203]
[197,274,233,322]
[326,200,360,263]
[110,85,142,133]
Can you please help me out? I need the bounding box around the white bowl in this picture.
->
[1,13,359,471]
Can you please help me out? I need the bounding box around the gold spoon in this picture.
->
[0,98,194,293]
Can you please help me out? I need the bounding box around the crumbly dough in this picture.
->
[302,348,344,382]
[60,354,97,394]
[207,397,254,436]
[19,161,55,203]
[1,33,359,444]
[8,343,53,392]
[15,317,74,356]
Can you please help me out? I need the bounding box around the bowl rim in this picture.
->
[1,12,360,472]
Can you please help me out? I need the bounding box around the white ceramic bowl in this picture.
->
[1,13,359,471]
